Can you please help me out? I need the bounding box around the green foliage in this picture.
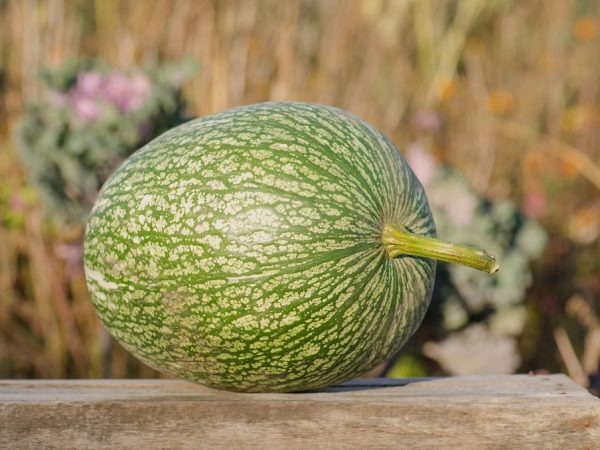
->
[429,169,546,333]
[389,147,547,376]
[14,59,194,226]
[386,355,428,378]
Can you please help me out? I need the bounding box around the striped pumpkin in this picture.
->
[84,102,496,392]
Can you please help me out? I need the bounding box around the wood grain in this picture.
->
[1,375,599,449]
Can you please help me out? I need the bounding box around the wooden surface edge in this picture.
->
[1,375,599,449]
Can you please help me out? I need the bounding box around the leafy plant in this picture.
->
[388,145,547,376]
[14,59,194,226]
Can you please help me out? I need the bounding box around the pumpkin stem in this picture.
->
[382,224,499,273]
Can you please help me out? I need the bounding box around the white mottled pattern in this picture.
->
[84,102,436,392]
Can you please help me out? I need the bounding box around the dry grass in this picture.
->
[1,0,599,380]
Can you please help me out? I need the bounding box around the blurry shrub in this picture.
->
[388,145,547,376]
[2,0,599,385]
[14,59,194,226]
[0,184,37,230]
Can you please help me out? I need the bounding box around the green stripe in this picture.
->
[84,102,435,392]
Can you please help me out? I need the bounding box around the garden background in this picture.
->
[0,0,599,394]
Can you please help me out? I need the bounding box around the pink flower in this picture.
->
[62,69,153,122]
[76,71,104,97]
[406,143,438,186]
[71,95,99,123]
[9,194,25,212]
[102,72,130,110]
[412,110,443,133]
[101,72,150,112]
[123,73,151,112]
[522,191,547,219]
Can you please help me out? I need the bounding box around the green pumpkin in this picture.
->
[84,102,496,392]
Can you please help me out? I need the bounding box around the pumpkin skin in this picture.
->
[84,102,436,392]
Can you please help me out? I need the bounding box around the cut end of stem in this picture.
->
[382,224,499,274]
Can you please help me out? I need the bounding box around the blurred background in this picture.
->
[0,0,599,394]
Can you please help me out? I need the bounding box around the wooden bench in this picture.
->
[1,375,599,449]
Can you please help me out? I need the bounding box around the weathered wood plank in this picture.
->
[1,375,598,449]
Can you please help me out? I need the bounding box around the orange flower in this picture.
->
[559,159,579,177]
[437,79,456,103]
[487,89,515,116]
[574,17,599,42]
[535,51,560,73]
[465,37,486,57]
[522,149,547,174]
[568,206,600,244]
